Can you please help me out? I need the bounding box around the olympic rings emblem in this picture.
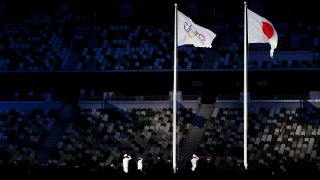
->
[184,22,206,41]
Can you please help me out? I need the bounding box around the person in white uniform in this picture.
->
[122,154,132,173]
[191,154,199,172]
[137,157,143,172]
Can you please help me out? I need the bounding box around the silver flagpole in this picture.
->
[173,3,178,174]
[243,1,248,170]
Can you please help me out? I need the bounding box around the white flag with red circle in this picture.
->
[248,9,278,58]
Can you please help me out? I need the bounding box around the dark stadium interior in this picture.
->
[1,0,320,177]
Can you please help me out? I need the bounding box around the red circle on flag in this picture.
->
[262,22,274,39]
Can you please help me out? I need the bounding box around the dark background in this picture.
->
[0,0,319,102]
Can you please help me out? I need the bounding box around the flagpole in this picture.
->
[173,3,178,174]
[243,1,248,170]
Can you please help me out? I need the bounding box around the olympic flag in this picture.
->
[177,10,216,48]
[172,5,216,174]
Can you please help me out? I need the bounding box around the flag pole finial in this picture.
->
[174,3,177,7]
[244,1,247,5]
